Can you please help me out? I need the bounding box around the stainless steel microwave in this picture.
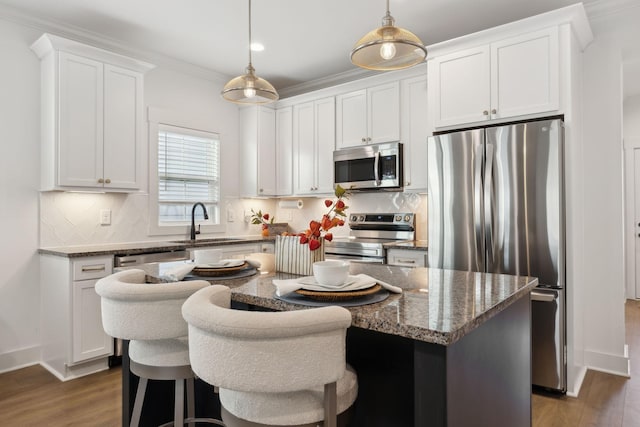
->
[333,142,403,191]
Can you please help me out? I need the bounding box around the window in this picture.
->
[157,124,220,226]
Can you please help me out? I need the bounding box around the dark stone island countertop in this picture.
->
[134,261,536,346]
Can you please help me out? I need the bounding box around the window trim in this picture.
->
[148,107,226,237]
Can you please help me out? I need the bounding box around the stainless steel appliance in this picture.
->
[324,213,415,263]
[333,142,403,191]
[427,118,566,392]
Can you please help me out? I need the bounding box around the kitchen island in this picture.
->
[124,263,537,427]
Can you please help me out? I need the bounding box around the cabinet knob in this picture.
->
[491,109,497,114]
[483,110,489,116]
[361,137,366,142]
[367,137,371,142]
[259,188,263,193]
[310,187,314,191]
[97,178,104,184]
[105,178,111,184]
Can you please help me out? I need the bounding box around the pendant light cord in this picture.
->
[386,0,390,15]
[248,0,253,67]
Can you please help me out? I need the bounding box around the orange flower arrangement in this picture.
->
[298,184,349,251]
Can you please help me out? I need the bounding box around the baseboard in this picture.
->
[0,346,41,374]
[40,358,110,382]
[566,365,587,397]
[584,348,631,377]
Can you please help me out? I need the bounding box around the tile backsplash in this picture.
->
[39,191,427,247]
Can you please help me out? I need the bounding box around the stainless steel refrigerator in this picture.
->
[427,118,566,392]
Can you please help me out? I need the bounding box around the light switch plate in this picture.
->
[100,209,111,225]
[227,208,235,222]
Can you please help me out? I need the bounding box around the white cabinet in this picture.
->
[276,107,293,196]
[293,97,335,195]
[387,248,428,267]
[190,242,274,261]
[40,254,114,380]
[428,27,559,128]
[400,76,429,191]
[31,34,153,192]
[240,106,277,197]
[336,82,400,148]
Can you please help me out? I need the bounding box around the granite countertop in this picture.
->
[132,262,536,346]
[384,240,428,250]
[39,236,276,257]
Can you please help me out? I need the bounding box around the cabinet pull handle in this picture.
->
[81,265,106,272]
[398,259,416,264]
[97,178,104,184]
[483,110,489,116]
[259,188,263,193]
[491,109,497,114]
[105,178,111,184]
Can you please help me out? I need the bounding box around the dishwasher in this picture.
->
[109,250,190,367]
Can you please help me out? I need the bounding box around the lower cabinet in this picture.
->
[386,249,428,267]
[40,254,114,380]
[189,242,275,261]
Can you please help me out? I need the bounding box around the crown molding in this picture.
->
[584,0,640,21]
[278,67,379,99]
[0,3,230,84]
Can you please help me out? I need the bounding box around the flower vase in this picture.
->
[275,235,324,275]
[261,225,270,237]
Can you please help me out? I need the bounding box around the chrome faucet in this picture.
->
[190,202,209,241]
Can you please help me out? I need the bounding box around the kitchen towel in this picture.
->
[273,274,402,296]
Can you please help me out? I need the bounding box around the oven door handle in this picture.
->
[374,151,381,186]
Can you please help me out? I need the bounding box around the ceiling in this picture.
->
[0,0,620,97]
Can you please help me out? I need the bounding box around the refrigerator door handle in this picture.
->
[484,142,495,268]
[474,144,484,268]
[531,290,557,302]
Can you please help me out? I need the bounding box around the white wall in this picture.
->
[576,7,640,378]
[624,95,640,139]
[0,19,42,372]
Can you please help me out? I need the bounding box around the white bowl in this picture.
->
[313,260,350,286]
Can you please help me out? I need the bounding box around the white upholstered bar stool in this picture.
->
[182,285,358,427]
[95,269,224,427]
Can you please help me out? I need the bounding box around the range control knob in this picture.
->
[395,215,402,222]
[350,215,358,222]
[358,215,365,222]
[404,214,412,222]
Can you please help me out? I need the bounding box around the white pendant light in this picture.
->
[351,0,427,71]
[222,0,278,104]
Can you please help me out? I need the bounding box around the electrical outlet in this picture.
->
[100,209,111,225]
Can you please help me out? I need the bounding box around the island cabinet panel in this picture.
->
[428,26,560,129]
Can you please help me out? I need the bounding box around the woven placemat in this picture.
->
[294,284,382,301]
[192,262,249,277]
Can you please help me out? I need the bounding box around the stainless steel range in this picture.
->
[324,213,416,263]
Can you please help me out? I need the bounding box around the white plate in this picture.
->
[197,259,245,269]
[297,275,376,292]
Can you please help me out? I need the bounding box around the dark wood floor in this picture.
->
[1,300,639,426]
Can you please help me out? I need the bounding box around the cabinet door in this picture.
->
[257,108,277,196]
[72,279,113,363]
[276,107,293,196]
[293,102,316,195]
[58,52,104,188]
[336,90,367,149]
[491,27,559,119]
[401,76,428,191]
[429,45,490,128]
[103,65,143,190]
[315,97,336,194]
[368,82,400,144]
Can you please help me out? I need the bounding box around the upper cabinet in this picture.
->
[428,27,559,129]
[31,34,154,192]
[240,106,277,197]
[275,107,293,196]
[293,97,335,196]
[401,75,429,191]
[336,82,400,149]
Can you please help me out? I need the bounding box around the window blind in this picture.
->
[158,125,220,223]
